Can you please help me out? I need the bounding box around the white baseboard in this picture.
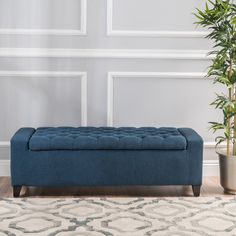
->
[203,160,219,176]
[0,160,218,177]
[0,160,10,176]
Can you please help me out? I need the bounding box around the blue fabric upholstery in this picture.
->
[11,127,203,189]
[29,127,187,150]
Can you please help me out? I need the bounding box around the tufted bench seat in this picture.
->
[29,127,187,150]
[11,127,203,197]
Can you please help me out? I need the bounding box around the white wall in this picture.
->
[0,0,220,176]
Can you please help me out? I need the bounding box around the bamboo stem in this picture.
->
[227,59,236,156]
[233,87,236,156]
[231,67,236,156]
[227,87,232,157]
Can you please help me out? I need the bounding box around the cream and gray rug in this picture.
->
[0,197,236,235]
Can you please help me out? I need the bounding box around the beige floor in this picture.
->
[0,177,230,198]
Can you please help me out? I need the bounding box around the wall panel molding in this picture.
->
[0,70,87,144]
[0,0,87,35]
[107,0,208,38]
[0,48,212,60]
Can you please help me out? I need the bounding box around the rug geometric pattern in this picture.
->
[0,197,236,235]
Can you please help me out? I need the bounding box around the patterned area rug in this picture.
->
[0,197,236,235]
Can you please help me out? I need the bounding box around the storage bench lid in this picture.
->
[29,127,187,151]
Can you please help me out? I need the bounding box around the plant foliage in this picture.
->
[195,0,236,155]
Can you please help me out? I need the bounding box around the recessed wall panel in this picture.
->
[0,0,82,30]
[0,76,82,140]
[112,0,205,32]
[113,76,224,141]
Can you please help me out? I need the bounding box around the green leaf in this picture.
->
[194,0,236,152]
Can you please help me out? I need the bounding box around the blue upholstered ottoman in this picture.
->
[11,127,203,197]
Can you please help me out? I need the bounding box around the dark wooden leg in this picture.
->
[13,186,22,198]
[192,185,201,197]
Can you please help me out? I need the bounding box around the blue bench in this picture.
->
[11,127,203,197]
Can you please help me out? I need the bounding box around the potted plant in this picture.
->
[195,0,236,194]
